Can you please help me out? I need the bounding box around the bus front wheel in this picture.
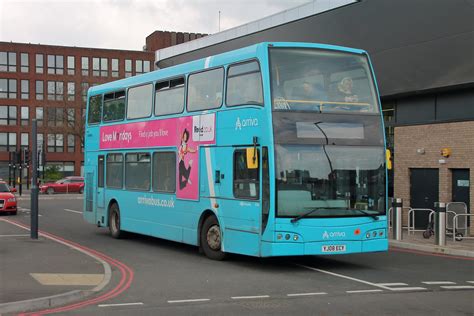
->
[201,216,226,261]
[109,204,123,239]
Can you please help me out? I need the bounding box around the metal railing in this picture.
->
[453,213,473,241]
[408,208,434,234]
[387,206,410,231]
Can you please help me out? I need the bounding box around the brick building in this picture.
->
[0,30,204,183]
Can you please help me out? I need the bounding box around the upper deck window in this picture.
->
[87,95,102,124]
[226,61,263,106]
[103,91,125,122]
[187,68,224,112]
[270,48,379,113]
[127,83,152,119]
[155,77,185,116]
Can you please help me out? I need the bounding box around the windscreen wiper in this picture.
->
[291,207,340,223]
[351,208,379,220]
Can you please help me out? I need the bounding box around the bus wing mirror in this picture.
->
[386,149,392,170]
[246,148,259,169]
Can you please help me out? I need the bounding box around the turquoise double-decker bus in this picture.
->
[84,42,388,260]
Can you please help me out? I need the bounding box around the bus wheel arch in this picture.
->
[198,210,226,260]
[108,200,123,239]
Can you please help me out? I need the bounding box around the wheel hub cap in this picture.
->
[207,225,221,250]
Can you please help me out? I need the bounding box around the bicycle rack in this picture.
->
[453,213,472,242]
[408,208,434,234]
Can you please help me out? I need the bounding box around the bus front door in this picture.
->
[216,146,261,256]
[96,155,106,224]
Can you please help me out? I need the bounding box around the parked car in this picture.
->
[0,181,17,215]
[39,176,85,194]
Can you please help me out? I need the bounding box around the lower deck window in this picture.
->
[125,153,151,190]
[233,149,260,199]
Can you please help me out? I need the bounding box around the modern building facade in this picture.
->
[152,0,474,229]
[0,31,204,183]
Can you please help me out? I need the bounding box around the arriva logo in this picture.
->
[322,231,346,239]
[235,117,258,130]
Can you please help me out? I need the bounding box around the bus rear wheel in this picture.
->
[109,204,123,239]
[201,216,226,260]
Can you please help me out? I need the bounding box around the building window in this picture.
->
[144,60,150,72]
[21,133,28,150]
[0,52,16,72]
[152,151,176,193]
[187,68,224,111]
[47,55,64,75]
[0,132,17,152]
[67,134,75,152]
[111,58,119,77]
[106,154,123,188]
[67,56,75,75]
[36,80,44,100]
[36,107,44,127]
[92,57,100,76]
[21,106,29,126]
[47,81,64,101]
[67,82,75,101]
[47,133,63,152]
[0,106,16,125]
[81,57,89,76]
[21,80,29,99]
[0,79,17,99]
[125,153,150,190]
[47,108,64,127]
[135,60,143,74]
[100,57,108,77]
[125,59,132,77]
[20,53,29,73]
[81,82,89,102]
[66,108,75,127]
[35,54,44,73]
[127,84,152,119]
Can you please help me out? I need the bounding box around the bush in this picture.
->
[44,165,62,182]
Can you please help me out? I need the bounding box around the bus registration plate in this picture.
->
[322,245,346,253]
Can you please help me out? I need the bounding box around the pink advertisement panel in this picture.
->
[99,114,216,200]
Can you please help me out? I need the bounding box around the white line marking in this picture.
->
[296,264,392,291]
[0,234,30,237]
[64,208,82,214]
[346,289,383,294]
[422,281,456,285]
[287,292,327,297]
[231,295,270,300]
[440,285,474,290]
[390,287,427,291]
[98,302,144,307]
[467,281,474,284]
[167,299,210,304]
[376,283,408,286]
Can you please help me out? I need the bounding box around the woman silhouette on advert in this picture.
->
[178,129,196,190]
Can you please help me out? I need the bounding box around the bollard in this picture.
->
[434,202,446,246]
[392,198,403,240]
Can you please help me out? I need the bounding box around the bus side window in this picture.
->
[155,77,185,116]
[106,153,123,188]
[226,61,263,106]
[103,91,125,122]
[87,95,102,124]
[125,153,151,191]
[187,68,224,112]
[127,84,153,119]
[233,149,260,199]
[152,151,176,193]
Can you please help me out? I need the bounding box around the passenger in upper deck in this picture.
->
[334,77,359,103]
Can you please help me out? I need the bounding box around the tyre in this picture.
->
[47,187,54,195]
[422,230,431,239]
[78,187,84,194]
[109,203,123,239]
[455,233,463,241]
[200,215,226,260]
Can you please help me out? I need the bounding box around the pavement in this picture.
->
[0,195,472,315]
[0,216,110,315]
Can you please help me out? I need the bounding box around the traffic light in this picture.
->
[23,149,30,165]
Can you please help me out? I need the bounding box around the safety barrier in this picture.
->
[408,208,434,234]
[387,206,411,231]
[453,213,473,242]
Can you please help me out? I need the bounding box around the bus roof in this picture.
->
[88,42,367,96]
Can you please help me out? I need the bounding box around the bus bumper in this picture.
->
[260,238,388,257]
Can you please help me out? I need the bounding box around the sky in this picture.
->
[0,0,310,51]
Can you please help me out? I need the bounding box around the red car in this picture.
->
[0,181,17,215]
[40,176,85,194]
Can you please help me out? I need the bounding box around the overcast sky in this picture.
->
[0,0,309,50]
